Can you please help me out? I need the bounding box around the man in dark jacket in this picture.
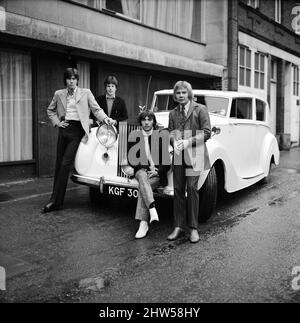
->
[93,75,128,127]
[128,110,170,239]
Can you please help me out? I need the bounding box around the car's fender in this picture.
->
[259,132,280,174]
[197,138,237,192]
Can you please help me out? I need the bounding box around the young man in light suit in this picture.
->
[42,67,116,213]
[167,81,211,243]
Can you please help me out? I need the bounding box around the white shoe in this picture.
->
[149,207,159,223]
[135,221,149,239]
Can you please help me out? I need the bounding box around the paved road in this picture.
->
[1,149,300,303]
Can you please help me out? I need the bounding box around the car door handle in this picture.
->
[39,121,47,125]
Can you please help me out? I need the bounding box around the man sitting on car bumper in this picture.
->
[128,110,170,239]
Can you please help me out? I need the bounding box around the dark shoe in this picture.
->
[167,227,184,241]
[41,202,63,213]
[189,229,200,243]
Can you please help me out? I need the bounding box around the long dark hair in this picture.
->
[63,67,79,85]
[137,110,158,130]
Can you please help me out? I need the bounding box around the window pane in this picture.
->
[260,55,265,71]
[155,95,170,111]
[260,73,264,89]
[255,71,259,88]
[234,98,252,119]
[239,67,245,86]
[198,96,229,116]
[0,50,32,162]
[256,99,265,121]
[240,47,245,66]
[191,0,202,41]
[246,69,251,86]
[246,49,251,68]
[255,53,259,70]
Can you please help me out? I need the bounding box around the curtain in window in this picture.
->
[77,60,90,89]
[0,50,32,162]
[142,0,194,39]
[72,0,102,10]
[121,0,140,19]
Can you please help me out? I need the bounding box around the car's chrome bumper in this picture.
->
[71,174,138,192]
[71,174,174,197]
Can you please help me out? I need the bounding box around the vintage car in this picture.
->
[71,90,280,222]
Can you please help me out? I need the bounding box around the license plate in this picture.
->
[106,185,138,198]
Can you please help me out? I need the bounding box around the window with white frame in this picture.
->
[239,46,251,87]
[275,0,281,23]
[247,0,259,9]
[71,0,203,42]
[254,52,265,89]
[293,65,299,96]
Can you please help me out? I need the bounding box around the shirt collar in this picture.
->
[106,95,115,100]
[142,129,153,137]
[179,101,190,112]
[66,86,78,96]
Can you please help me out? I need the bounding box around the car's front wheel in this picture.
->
[89,187,105,205]
[198,166,218,223]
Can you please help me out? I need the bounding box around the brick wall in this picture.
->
[238,1,300,57]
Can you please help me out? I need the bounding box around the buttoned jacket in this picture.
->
[168,100,211,171]
[95,95,128,122]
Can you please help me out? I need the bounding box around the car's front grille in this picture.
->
[117,122,140,177]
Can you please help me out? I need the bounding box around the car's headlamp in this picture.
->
[96,124,118,148]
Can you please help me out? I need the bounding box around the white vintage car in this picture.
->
[71,90,280,222]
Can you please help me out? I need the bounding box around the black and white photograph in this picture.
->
[1,0,300,308]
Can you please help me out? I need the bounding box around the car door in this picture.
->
[226,97,259,179]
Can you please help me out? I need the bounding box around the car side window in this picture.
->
[154,95,177,112]
[230,98,252,119]
[256,99,266,121]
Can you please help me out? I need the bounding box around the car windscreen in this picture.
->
[154,94,228,116]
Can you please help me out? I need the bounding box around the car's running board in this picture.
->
[242,172,264,180]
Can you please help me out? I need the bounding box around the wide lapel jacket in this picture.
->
[168,100,211,171]
[47,88,108,140]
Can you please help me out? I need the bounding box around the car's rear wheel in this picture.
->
[89,187,105,205]
[198,166,218,223]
